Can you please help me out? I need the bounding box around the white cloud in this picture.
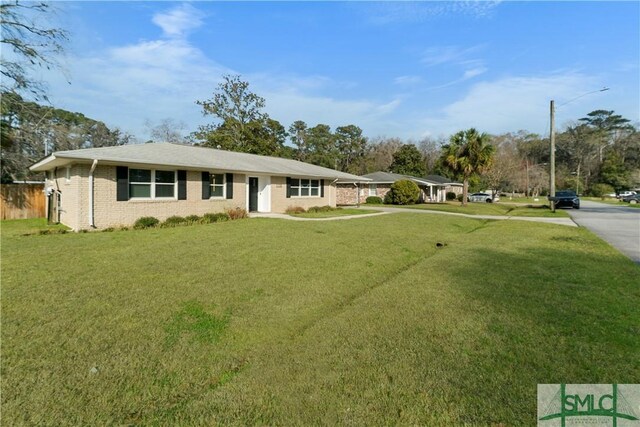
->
[418,73,606,136]
[152,4,204,38]
[462,67,487,79]
[45,3,402,140]
[421,45,486,67]
[363,1,502,25]
[394,75,423,85]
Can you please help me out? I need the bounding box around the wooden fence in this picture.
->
[1,183,46,220]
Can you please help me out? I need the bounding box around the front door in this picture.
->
[249,177,259,212]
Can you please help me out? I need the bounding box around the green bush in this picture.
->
[387,180,420,205]
[162,216,188,227]
[383,191,393,205]
[446,192,457,201]
[202,212,230,223]
[589,183,615,198]
[185,215,202,223]
[285,206,306,214]
[456,194,464,202]
[133,216,160,229]
[365,196,383,204]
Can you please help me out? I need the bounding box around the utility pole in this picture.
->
[549,100,556,213]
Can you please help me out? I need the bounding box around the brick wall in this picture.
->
[270,176,336,212]
[336,183,392,205]
[52,165,340,230]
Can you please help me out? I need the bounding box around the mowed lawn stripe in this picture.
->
[1,215,638,425]
[175,219,639,425]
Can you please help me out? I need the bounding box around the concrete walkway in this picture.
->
[251,207,577,226]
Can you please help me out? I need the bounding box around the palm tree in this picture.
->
[440,128,495,206]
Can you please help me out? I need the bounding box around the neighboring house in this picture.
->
[336,172,461,205]
[30,143,368,230]
[423,175,464,197]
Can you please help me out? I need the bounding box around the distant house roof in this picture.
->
[30,143,369,181]
[338,171,459,186]
[424,175,462,186]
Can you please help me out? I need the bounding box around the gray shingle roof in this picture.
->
[424,175,461,185]
[30,143,369,181]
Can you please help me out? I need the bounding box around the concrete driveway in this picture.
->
[567,200,640,263]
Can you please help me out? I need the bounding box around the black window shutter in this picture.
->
[177,170,187,200]
[202,172,210,199]
[116,166,129,201]
[286,177,291,198]
[321,179,325,198]
[225,173,233,199]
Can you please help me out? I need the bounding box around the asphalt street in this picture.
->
[567,200,640,264]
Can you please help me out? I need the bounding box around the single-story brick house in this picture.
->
[30,143,368,230]
[336,171,462,205]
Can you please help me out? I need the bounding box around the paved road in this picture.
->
[567,200,640,263]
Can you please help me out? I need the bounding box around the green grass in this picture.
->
[291,208,381,218]
[2,215,638,425]
[386,201,569,217]
[499,196,549,204]
[581,197,622,205]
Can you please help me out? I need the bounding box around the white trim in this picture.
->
[128,168,177,200]
[246,175,271,212]
[208,172,226,199]
[289,178,321,198]
[88,160,98,227]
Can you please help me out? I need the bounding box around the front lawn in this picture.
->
[2,215,638,425]
[290,208,381,218]
[385,201,570,217]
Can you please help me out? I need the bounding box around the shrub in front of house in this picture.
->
[383,191,393,205]
[387,180,420,205]
[226,207,248,220]
[202,212,230,223]
[456,194,464,202]
[446,192,457,201]
[285,206,306,214]
[185,215,202,223]
[162,216,188,227]
[133,216,160,229]
[365,196,383,204]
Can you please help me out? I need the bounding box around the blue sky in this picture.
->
[45,1,639,141]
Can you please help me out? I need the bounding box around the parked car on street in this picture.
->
[621,193,640,204]
[616,191,636,199]
[468,192,499,203]
[549,190,580,209]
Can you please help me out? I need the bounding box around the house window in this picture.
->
[290,179,320,197]
[129,169,175,199]
[368,184,377,196]
[210,173,225,198]
[155,170,176,198]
